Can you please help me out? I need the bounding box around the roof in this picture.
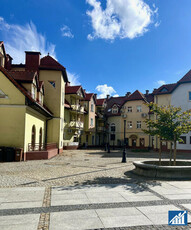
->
[40,55,68,82]
[178,70,191,84]
[84,93,94,101]
[153,83,178,95]
[8,70,37,83]
[0,66,53,117]
[144,93,154,103]
[65,85,81,94]
[96,98,106,106]
[105,96,127,117]
[127,90,146,101]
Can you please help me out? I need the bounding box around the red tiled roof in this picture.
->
[96,98,106,106]
[153,83,178,95]
[0,66,53,117]
[127,90,146,101]
[40,55,65,70]
[178,70,191,83]
[40,55,68,82]
[85,93,94,101]
[65,85,81,94]
[8,70,37,82]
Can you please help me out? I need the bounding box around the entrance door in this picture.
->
[140,138,145,147]
[132,139,136,147]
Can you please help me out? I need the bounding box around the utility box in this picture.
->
[15,148,23,162]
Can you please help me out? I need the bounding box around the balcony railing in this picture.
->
[28,143,57,152]
[71,104,84,113]
[69,121,84,129]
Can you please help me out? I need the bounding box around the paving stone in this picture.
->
[96,207,142,217]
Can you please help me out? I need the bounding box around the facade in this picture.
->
[63,83,86,149]
[105,91,154,148]
[153,70,191,152]
[0,41,68,160]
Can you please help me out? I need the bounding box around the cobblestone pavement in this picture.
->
[1,149,191,229]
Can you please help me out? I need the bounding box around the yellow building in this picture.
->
[81,93,97,146]
[106,90,154,149]
[0,41,68,160]
[63,83,86,149]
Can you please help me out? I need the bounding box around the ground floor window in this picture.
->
[110,134,115,141]
[132,139,136,147]
[179,136,186,144]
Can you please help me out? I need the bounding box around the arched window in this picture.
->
[39,128,42,150]
[31,125,36,150]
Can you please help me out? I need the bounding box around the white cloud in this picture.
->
[156,80,166,86]
[96,84,117,98]
[0,17,56,63]
[154,21,161,28]
[67,72,80,86]
[86,0,157,40]
[60,25,74,38]
[113,94,119,97]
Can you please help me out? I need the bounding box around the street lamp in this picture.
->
[121,108,127,163]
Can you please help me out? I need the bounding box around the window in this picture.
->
[112,105,118,114]
[39,128,43,150]
[31,125,36,150]
[137,121,141,129]
[110,123,115,132]
[160,87,168,93]
[91,103,94,112]
[127,106,132,112]
[189,92,191,101]
[127,121,132,129]
[31,86,35,99]
[140,138,145,147]
[110,134,115,141]
[137,106,142,112]
[190,136,191,144]
[179,136,186,144]
[91,118,93,126]
[49,81,56,88]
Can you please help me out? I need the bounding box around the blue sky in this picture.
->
[1,0,191,98]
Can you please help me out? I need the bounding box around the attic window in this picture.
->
[160,87,168,93]
[49,81,55,88]
[112,105,118,114]
[0,89,8,98]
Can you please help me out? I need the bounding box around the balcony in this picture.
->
[69,121,84,129]
[28,143,57,152]
[71,104,84,113]
[97,127,105,132]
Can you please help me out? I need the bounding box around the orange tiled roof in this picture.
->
[65,85,81,94]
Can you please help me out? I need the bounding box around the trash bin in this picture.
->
[15,148,23,162]
[5,147,15,162]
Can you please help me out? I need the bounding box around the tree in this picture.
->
[143,103,191,165]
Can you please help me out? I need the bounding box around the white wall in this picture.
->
[171,83,191,150]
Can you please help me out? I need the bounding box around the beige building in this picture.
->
[106,90,154,148]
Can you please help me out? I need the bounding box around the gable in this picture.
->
[0,71,25,105]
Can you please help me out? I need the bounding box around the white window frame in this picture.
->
[127,121,132,129]
[91,118,93,126]
[137,121,141,129]
[127,106,132,112]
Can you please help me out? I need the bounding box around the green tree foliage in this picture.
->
[143,103,191,165]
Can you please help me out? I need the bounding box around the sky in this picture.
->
[1,0,191,98]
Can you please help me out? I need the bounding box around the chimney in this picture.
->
[106,94,110,100]
[5,54,13,70]
[126,92,131,97]
[94,93,97,99]
[66,81,70,86]
[146,90,149,95]
[25,51,41,71]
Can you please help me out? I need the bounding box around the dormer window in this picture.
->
[112,105,118,114]
[160,87,168,93]
[0,89,8,98]
[31,85,36,99]
[91,102,94,112]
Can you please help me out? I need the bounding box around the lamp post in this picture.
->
[121,108,127,163]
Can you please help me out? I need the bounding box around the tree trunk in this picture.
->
[173,136,177,166]
[159,138,162,165]
[169,141,172,166]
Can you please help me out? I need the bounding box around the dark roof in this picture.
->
[144,93,154,103]
[84,93,94,101]
[65,85,81,94]
[127,90,146,101]
[0,66,52,117]
[96,98,106,106]
[105,96,126,117]
[153,83,178,95]
[178,70,191,84]
[40,55,68,82]
[8,70,37,83]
